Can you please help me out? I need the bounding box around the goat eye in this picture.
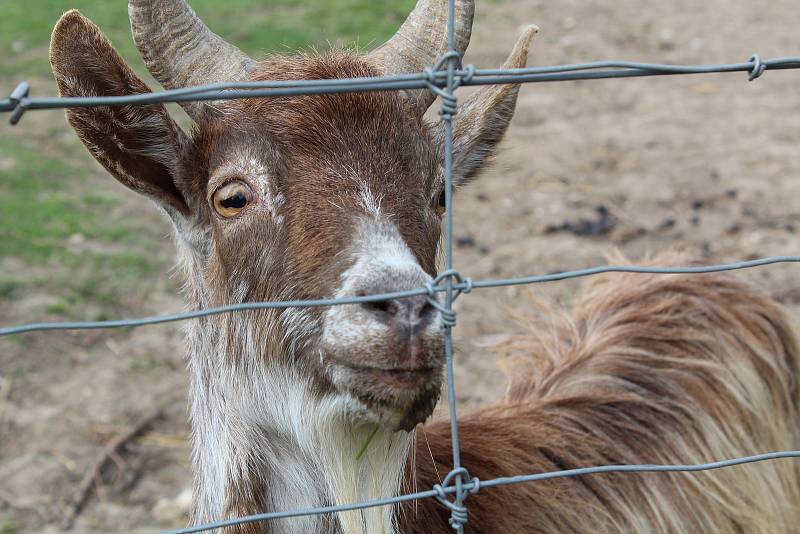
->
[436,190,447,215]
[212,181,253,218]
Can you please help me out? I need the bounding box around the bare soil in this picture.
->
[1,0,799,531]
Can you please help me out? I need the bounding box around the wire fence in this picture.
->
[2,2,800,532]
[4,55,800,124]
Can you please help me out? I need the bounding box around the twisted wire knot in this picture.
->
[438,92,459,120]
[425,270,472,327]
[460,63,476,84]
[748,53,766,81]
[423,52,476,120]
[432,467,481,530]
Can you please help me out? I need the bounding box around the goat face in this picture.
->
[192,57,446,430]
[49,2,536,431]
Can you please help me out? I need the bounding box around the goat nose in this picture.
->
[360,294,437,328]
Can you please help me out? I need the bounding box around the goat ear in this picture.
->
[446,25,538,186]
[49,10,193,218]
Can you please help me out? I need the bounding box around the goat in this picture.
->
[48,1,800,532]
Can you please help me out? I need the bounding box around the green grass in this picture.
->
[0,280,22,299]
[0,137,163,318]
[0,0,416,77]
[0,136,158,265]
[1,138,118,263]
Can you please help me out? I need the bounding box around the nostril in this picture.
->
[363,299,393,314]
[355,289,437,325]
[360,297,440,322]
[419,300,437,320]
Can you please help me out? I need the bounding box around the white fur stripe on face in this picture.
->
[349,218,426,276]
[359,181,383,218]
[322,217,436,350]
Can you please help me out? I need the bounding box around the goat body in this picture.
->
[405,264,800,533]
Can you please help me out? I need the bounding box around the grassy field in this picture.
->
[0,0,416,76]
[0,0,415,324]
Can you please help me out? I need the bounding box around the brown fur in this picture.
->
[191,54,443,305]
[49,11,193,217]
[403,259,800,532]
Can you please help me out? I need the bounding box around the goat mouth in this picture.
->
[326,360,442,430]
[334,362,437,390]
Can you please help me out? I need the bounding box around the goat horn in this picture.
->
[368,0,475,114]
[128,0,256,120]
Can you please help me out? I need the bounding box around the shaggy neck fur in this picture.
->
[178,238,411,534]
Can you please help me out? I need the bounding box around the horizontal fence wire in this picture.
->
[2,56,800,124]
[2,256,800,336]
[162,451,800,534]
[2,18,800,532]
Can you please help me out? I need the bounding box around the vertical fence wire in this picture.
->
[441,0,466,530]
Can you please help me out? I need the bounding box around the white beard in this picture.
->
[188,358,412,534]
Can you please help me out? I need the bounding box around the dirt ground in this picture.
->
[1,0,799,532]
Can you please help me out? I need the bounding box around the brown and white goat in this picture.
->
[49,1,800,532]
